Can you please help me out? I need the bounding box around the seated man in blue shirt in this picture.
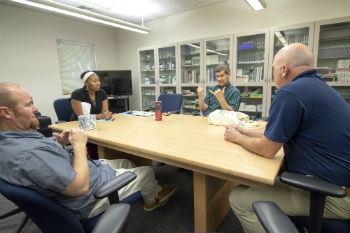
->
[0,83,177,221]
[224,43,350,233]
[197,64,241,116]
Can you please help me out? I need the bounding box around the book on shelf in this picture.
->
[207,68,217,83]
[183,70,198,83]
[236,75,249,82]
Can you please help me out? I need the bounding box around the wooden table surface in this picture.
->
[50,113,284,232]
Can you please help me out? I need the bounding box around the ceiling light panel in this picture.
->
[246,0,264,10]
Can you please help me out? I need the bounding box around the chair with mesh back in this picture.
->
[141,94,183,114]
[53,98,74,124]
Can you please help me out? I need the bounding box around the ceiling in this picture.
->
[52,0,228,25]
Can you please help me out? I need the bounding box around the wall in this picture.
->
[114,0,350,110]
[0,3,119,123]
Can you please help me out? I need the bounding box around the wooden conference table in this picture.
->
[50,113,284,232]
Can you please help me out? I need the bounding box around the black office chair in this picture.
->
[0,206,28,233]
[141,94,183,114]
[53,98,74,124]
[0,172,139,233]
[253,172,349,233]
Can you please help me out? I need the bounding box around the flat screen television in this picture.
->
[93,70,132,97]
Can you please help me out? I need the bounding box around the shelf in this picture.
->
[241,97,262,99]
[159,69,176,71]
[182,94,198,97]
[182,65,200,68]
[318,56,350,60]
[159,58,176,62]
[142,70,155,72]
[237,62,264,65]
[319,36,350,42]
[237,47,265,53]
[182,53,200,57]
[141,59,154,62]
[142,94,156,96]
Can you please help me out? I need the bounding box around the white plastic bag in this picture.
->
[208,110,259,127]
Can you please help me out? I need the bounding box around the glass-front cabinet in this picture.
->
[233,29,269,118]
[314,17,350,107]
[266,22,315,115]
[178,39,203,114]
[138,47,157,110]
[138,45,179,111]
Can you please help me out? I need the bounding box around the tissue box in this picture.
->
[78,115,97,131]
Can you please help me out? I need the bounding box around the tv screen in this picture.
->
[93,70,132,96]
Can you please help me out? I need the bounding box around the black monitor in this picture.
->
[93,70,132,96]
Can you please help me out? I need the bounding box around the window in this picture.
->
[56,39,97,94]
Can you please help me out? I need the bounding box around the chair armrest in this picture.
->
[94,172,137,204]
[55,121,67,124]
[92,204,130,233]
[280,172,347,198]
[170,110,181,114]
[253,201,299,233]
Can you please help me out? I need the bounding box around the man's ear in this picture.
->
[282,65,289,78]
[0,107,13,120]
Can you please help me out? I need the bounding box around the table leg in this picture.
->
[193,172,238,232]
[97,145,153,167]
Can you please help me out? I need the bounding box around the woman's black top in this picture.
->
[70,87,108,121]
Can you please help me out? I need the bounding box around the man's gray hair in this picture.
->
[0,83,21,108]
[215,64,230,75]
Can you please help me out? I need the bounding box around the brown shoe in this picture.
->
[143,185,178,211]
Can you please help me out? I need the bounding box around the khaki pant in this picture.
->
[88,159,161,218]
[229,177,350,233]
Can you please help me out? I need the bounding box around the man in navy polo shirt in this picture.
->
[224,43,350,233]
[197,64,241,116]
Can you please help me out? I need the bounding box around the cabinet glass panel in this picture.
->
[141,87,156,109]
[158,46,176,84]
[237,86,263,119]
[270,86,278,105]
[181,86,200,115]
[206,38,230,84]
[160,86,176,94]
[316,22,350,82]
[272,27,310,81]
[236,34,265,83]
[332,86,350,106]
[181,43,201,84]
[139,50,155,84]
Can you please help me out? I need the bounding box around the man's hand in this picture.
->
[68,128,88,148]
[53,130,71,147]
[197,86,204,97]
[224,127,242,143]
[210,87,226,100]
[225,124,243,134]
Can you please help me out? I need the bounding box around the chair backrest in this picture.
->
[157,94,183,112]
[0,178,85,233]
[53,98,73,122]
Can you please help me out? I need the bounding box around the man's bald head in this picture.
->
[0,83,22,109]
[275,43,315,68]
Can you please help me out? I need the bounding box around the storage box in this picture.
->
[238,43,253,50]
[78,115,97,131]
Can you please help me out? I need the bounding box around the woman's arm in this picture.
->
[71,99,84,117]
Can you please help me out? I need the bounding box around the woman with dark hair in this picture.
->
[70,71,113,159]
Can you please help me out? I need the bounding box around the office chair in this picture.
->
[253,172,349,233]
[0,172,141,233]
[256,116,268,121]
[0,206,29,233]
[141,94,183,114]
[53,98,74,124]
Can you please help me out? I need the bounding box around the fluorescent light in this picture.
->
[206,49,227,56]
[274,31,288,47]
[188,44,200,49]
[246,0,264,10]
[11,0,151,34]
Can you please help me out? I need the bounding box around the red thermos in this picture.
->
[154,101,162,121]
